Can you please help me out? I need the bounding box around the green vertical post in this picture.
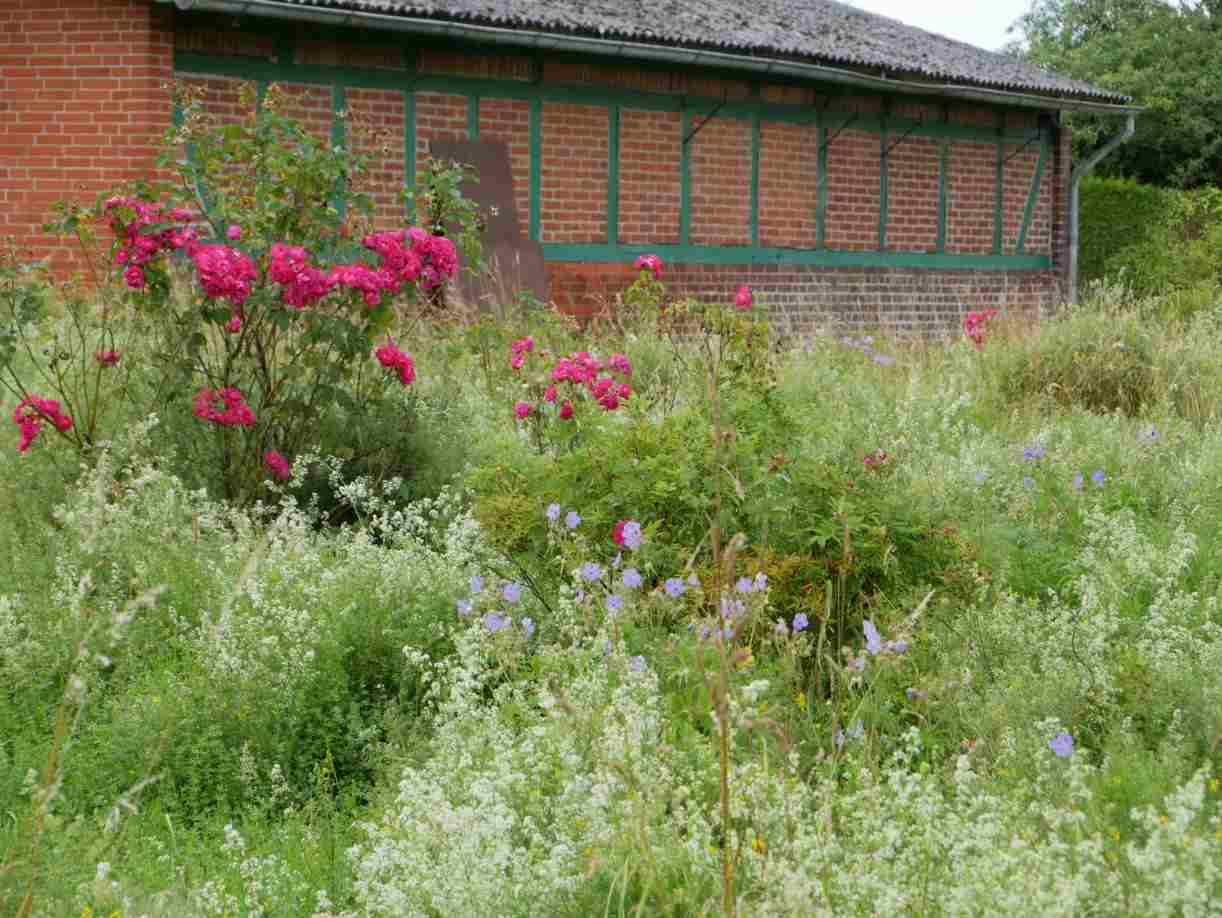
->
[1016,138,1048,254]
[529,97,542,242]
[993,112,1005,255]
[937,141,948,253]
[332,82,347,219]
[750,111,761,246]
[467,94,480,140]
[878,124,889,250]
[607,104,620,246]
[405,88,416,221]
[680,109,692,246]
[815,123,828,250]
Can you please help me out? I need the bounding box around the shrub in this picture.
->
[985,308,1156,416]
[17,80,486,504]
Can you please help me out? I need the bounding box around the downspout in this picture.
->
[1067,112,1135,304]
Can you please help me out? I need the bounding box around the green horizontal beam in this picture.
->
[541,242,1051,270]
[173,51,1036,145]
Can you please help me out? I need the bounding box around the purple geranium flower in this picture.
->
[792,612,809,633]
[503,582,522,604]
[579,562,604,583]
[629,655,646,673]
[565,510,581,530]
[456,599,473,617]
[664,577,687,599]
[522,617,535,638]
[735,576,754,594]
[546,503,561,523]
[1091,469,1106,485]
[470,575,484,594]
[621,521,642,550]
[622,568,643,589]
[1050,732,1074,758]
[606,594,624,614]
[863,619,883,655]
[483,613,508,633]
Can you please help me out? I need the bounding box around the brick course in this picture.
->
[547,261,1058,333]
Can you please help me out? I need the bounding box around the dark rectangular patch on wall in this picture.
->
[427,138,548,309]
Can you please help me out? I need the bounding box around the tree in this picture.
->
[1008,0,1222,188]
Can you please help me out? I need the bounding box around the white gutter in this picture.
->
[166,0,1142,116]
[1067,112,1136,304]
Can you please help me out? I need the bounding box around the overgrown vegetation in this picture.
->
[1,100,1220,916]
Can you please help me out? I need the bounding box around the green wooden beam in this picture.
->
[993,113,1005,256]
[402,47,417,222]
[529,97,542,242]
[1016,138,1048,254]
[937,141,948,254]
[405,88,416,221]
[467,94,480,139]
[680,109,692,246]
[173,51,1033,145]
[815,123,828,250]
[750,111,761,246]
[542,242,1050,270]
[878,123,888,250]
[332,82,346,219]
[607,104,620,246]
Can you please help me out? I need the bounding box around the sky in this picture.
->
[844,0,1033,52]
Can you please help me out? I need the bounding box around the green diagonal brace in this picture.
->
[1015,139,1048,255]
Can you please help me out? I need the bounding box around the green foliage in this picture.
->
[985,307,1156,415]
[6,259,1222,913]
[1078,176,1174,285]
[1012,0,1222,188]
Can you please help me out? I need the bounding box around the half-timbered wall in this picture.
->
[2,1,1069,333]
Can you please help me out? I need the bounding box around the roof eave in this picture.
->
[163,0,1142,115]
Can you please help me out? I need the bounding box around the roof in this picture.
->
[264,0,1130,105]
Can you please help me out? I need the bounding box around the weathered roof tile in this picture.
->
[272,0,1128,104]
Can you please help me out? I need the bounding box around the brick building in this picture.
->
[1,0,1137,332]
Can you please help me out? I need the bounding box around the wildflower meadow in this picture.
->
[1,91,1220,917]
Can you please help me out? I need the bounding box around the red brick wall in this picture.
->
[478,97,532,234]
[885,136,940,252]
[1002,145,1040,254]
[539,102,608,243]
[688,115,751,246]
[0,0,173,268]
[758,121,818,248]
[946,141,996,255]
[824,129,882,251]
[346,87,407,229]
[618,108,682,245]
[414,90,469,183]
